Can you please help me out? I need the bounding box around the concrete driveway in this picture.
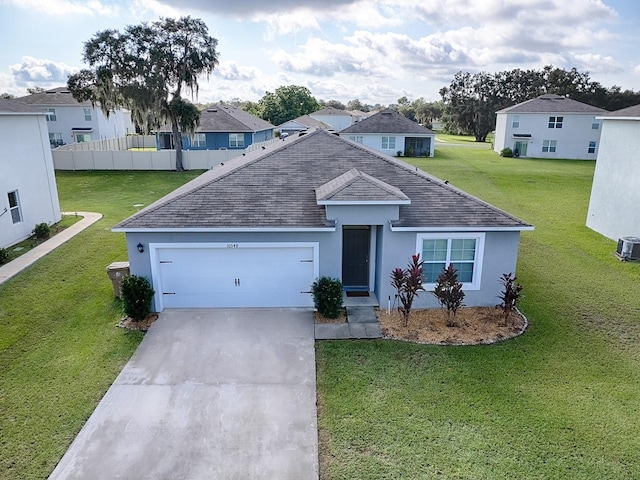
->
[49,308,318,480]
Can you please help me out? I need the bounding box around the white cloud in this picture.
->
[570,53,622,74]
[0,0,118,16]
[214,62,259,81]
[10,56,78,84]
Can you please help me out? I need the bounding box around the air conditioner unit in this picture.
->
[616,236,640,261]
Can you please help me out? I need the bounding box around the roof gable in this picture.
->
[157,104,275,133]
[315,168,410,205]
[16,86,92,106]
[497,94,607,114]
[115,129,530,231]
[341,109,435,135]
[602,104,640,118]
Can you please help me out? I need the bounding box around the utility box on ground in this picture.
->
[106,261,130,298]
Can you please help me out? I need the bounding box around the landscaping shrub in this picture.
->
[0,247,9,265]
[33,222,51,239]
[432,264,465,327]
[500,147,514,157]
[390,254,425,326]
[311,277,343,318]
[120,274,155,321]
[497,272,523,326]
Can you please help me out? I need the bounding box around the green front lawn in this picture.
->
[0,171,203,479]
[317,148,640,479]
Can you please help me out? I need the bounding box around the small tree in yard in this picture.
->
[390,254,425,327]
[120,275,155,322]
[497,272,523,326]
[433,264,465,327]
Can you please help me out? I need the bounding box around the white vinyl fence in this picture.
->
[52,137,281,171]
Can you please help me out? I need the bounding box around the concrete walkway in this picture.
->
[0,211,102,285]
[48,308,319,480]
[315,293,383,340]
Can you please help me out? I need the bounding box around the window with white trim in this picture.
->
[45,108,56,121]
[349,135,363,144]
[49,132,63,148]
[75,133,92,143]
[7,190,21,224]
[542,140,557,153]
[548,116,563,128]
[417,233,485,289]
[592,122,599,130]
[229,133,244,147]
[192,133,206,148]
[84,108,92,121]
[512,115,520,128]
[588,141,597,154]
[382,136,396,149]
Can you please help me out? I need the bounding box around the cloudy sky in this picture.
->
[0,0,638,105]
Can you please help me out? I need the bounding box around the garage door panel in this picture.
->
[155,245,316,309]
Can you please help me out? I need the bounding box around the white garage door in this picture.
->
[152,243,317,310]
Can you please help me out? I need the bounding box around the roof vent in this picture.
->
[616,236,640,261]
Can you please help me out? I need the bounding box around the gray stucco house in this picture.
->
[114,129,532,311]
[340,108,436,157]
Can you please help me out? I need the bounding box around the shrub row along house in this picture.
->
[114,128,533,311]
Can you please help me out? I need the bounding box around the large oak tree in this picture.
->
[67,16,219,171]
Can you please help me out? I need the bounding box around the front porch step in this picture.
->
[346,306,378,323]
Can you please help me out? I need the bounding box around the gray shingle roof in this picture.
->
[15,86,92,106]
[311,107,353,117]
[341,109,435,135]
[0,98,45,114]
[115,129,531,230]
[496,94,607,114]
[603,104,640,117]
[316,169,410,204]
[278,114,331,130]
[157,104,274,133]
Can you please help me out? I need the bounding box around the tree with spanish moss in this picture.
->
[67,16,219,172]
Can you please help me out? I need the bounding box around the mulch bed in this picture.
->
[117,313,159,332]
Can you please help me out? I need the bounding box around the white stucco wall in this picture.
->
[341,133,435,157]
[310,113,353,131]
[586,118,640,240]
[494,112,602,160]
[0,113,61,248]
[44,105,131,146]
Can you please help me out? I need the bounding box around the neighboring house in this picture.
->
[309,107,354,131]
[156,104,275,150]
[113,128,532,311]
[493,94,607,160]
[15,87,133,148]
[0,99,61,248]
[586,104,640,242]
[277,114,332,136]
[340,108,436,157]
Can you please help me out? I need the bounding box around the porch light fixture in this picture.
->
[137,242,144,253]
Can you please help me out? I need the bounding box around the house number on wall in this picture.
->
[227,243,239,248]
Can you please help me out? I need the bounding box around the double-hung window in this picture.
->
[349,135,363,144]
[548,116,563,128]
[417,233,485,289]
[49,132,63,148]
[229,133,244,148]
[45,108,56,121]
[192,133,206,148]
[382,136,396,150]
[512,115,520,128]
[84,108,92,121]
[592,122,599,130]
[588,141,597,154]
[7,190,21,224]
[542,140,557,153]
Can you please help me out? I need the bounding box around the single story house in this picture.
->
[156,105,275,151]
[309,107,354,131]
[0,99,61,248]
[114,128,532,311]
[493,94,607,160]
[340,108,436,157]
[15,86,133,148]
[586,104,640,242]
[277,115,332,136]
